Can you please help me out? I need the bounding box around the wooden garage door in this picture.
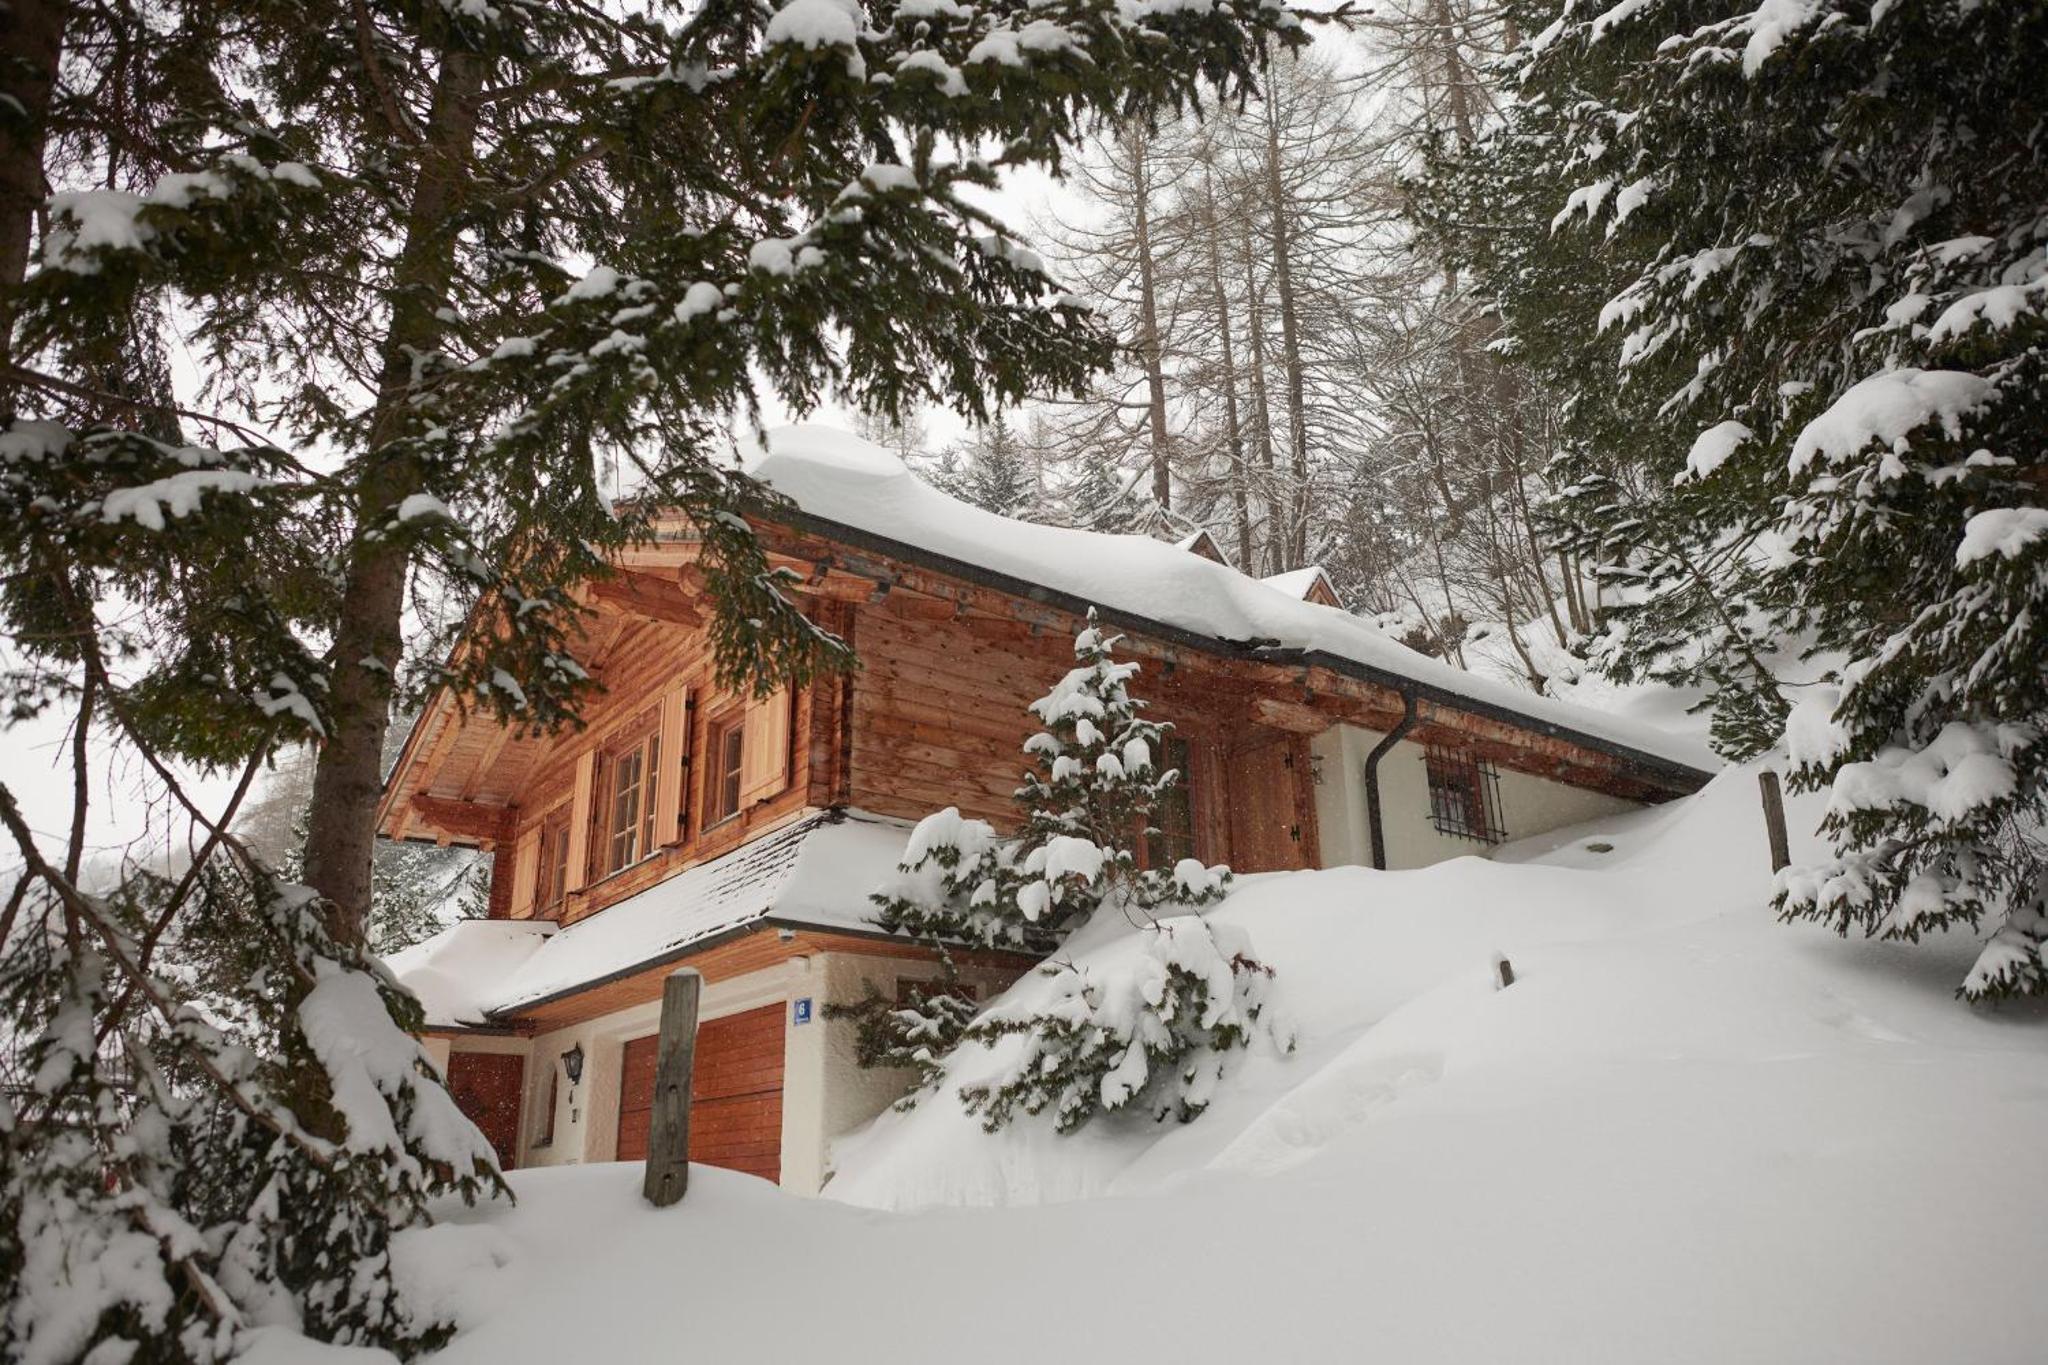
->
[446,1052,525,1170]
[615,1003,785,1182]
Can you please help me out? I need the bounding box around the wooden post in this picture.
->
[641,967,701,1208]
[1494,955,1515,990]
[1758,770,1791,874]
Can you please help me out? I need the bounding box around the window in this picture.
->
[595,724,661,879]
[1424,742,1506,844]
[534,808,572,916]
[1150,735,1198,867]
[533,1064,559,1148]
[703,712,746,827]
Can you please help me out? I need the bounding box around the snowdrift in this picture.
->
[363,766,2046,1365]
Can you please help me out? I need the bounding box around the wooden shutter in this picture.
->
[565,750,597,892]
[654,685,690,846]
[509,830,540,918]
[738,686,793,808]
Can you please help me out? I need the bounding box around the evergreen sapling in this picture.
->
[846,610,1286,1131]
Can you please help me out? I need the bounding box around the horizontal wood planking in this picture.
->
[848,608,1281,869]
[616,1005,785,1181]
[382,508,1696,954]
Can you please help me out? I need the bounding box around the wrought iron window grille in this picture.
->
[1424,743,1506,844]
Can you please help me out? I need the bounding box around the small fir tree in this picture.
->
[845,610,1283,1131]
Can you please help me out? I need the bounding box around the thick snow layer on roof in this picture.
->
[1259,565,1335,601]
[385,920,556,1029]
[479,811,910,1017]
[743,426,1715,772]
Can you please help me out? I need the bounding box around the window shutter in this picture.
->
[654,686,689,845]
[565,750,596,892]
[509,830,540,917]
[739,686,792,807]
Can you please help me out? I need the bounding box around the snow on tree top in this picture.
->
[740,424,1716,772]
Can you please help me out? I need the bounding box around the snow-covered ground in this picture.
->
[352,766,2045,1365]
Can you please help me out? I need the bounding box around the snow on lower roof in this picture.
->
[742,426,1716,775]
[461,809,911,1019]
[384,919,557,1029]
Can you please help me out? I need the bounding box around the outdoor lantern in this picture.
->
[561,1044,585,1086]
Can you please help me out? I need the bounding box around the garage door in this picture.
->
[615,1002,784,1182]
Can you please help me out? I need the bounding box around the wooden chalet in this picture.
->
[381,425,1714,1193]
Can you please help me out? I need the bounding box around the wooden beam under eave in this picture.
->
[409,793,513,843]
[390,697,466,842]
[1250,695,1329,735]
[588,573,705,629]
[614,539,703,571]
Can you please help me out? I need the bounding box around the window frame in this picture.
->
[594,720,662,881]
[534,806,573,917]
[532,1061,559,1148]
[701,708,747,829]
[1148,733,1200,869]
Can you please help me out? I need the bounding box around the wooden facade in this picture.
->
[377,504,1706,990]
[385,501,1710,1184]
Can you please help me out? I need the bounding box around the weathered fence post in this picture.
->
[1758,770,1791,874]
[642,967,701,1208]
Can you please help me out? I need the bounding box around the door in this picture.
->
[615,1002,786,1182]
[446,1051,525,1169]
[1227,730,1310,872]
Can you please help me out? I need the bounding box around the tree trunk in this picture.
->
[1199,167,1253,569]
[1262,95,1310,572]
[0,0,66,379]
[301,47,485,946]
[1240,218,1277,573]
[1128,126,1173,513]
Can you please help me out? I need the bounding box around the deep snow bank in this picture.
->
[826,765,1925,1208]
[379,765,2048,1365]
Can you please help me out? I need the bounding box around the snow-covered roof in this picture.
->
[1259,565,1342,606]
[385,810,913,1025]
[384,919,556,1030]
[742,426,1715,776]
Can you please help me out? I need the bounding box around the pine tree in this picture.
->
[945,412,1041,519]
[4,0,1310,948]
[2,0,1311,1355]
[850,611,1281,1131]
[1422,0,2048,998]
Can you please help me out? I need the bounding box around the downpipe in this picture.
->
[1364,688,1419,871]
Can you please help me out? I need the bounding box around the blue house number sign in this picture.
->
[792,997,814,1026]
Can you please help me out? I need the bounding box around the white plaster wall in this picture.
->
[780,951,1021,1196]
[421,1035,453,1074]
[1312,723,1639,870]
